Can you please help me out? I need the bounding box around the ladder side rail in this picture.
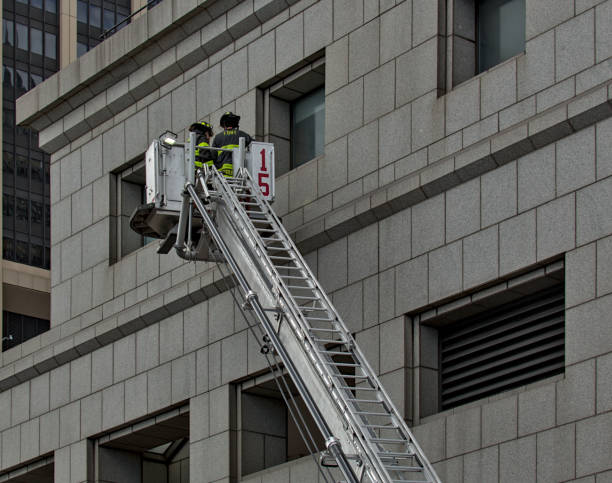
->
[184,181,360,483]
[209,171,405,483]
[230,171,441,483]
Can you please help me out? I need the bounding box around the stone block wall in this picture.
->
[5,0,612,481]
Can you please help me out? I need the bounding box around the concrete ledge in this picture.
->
[16,0,294,135]
[293,85,612,254]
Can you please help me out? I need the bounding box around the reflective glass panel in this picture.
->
[478,0,525,72]
[291,87,325,168]
[15,23,28,51]
[16,240,28,263]
[15,69,28,95]
[32,0,43,9]
[90,5,102,27]
[16,197,28,233]
[44,32,56,59]
[46,0,57,13]
[3,65,14,89]
[77,0,88,23]
[31,27,43,55]
[77,41,88,57]
[103,9,115,29]
[3,19,14,46]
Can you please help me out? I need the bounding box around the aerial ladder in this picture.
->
[130,131,441,483]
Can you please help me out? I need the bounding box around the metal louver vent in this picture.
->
[440,284,564,410]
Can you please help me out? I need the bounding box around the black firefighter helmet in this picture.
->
[219,111,240,129]
[189,121,213,136]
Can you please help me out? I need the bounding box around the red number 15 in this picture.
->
[259,148,270,196]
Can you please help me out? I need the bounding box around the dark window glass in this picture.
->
[15,23,28,50]
[77,1,88,23]
[477,0,525,73]
[31,200,43,236]
[30,72,42,88]
[90,5,101,27]
[3,151,14,185]
[15,239,28,263]
[3,19,14,46]
[16,197,28,233]
[103,8,114,29]
[2,311,50,352]
[291,87,325,169]
[3,237,14,260]
[4,0,59,268]
[15,68,28,95]
[31,27,43,55]
[46,0,57,13]
[3,193,14,227]
[77,41,88,57]
[44,31,56,59]
[16,154,28,189]
[3,65,14,89]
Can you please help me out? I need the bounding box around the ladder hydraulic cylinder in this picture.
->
[185,182,360,483]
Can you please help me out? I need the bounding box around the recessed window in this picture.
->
[110,161,155,262]
[445,0,525,87]
[77,0,130,57]
[239,376,324,476]
[477,0,525,73]
[291,87,325,169]
[262,57,325,176]
[2,310,50,352]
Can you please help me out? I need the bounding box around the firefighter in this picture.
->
[211,111,252,177]
[189,121,216,170]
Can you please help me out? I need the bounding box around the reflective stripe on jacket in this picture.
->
[212,129,252,177]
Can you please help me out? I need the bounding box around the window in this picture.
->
[412,261,564,418]
[291,87,325,169]
[76,0,130,57]
[110,161,154,261]
[261,57,325,176]
[3,0,58,269]
[477,0,525,72]
[239,376,324,476]
[2,310,50,351]
[445,0,525,88]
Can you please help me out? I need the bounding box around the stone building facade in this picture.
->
[4,0,612,481]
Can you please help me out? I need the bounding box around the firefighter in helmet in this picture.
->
[189,121,216,170]
[211,111,252,177]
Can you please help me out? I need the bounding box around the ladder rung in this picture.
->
[276,265,303,270]
[279,275,309,280]
[269,255,294,261]
[354,412,394,418]
[286,285,314,289]
[378,452,416,459]
[364,424,397,429]
[326,362,360,368]
[309,327,341,333]
[312,338,348,344]
[332,374,369,379]
[348,398,383,404]
[385,465,423,472]
[239,202,260,206]
[339,385,377,391]
[368,437,406,442]
[266,246,289,252]
[318,350,352,356]
[297,306,326,310]
[293,295,320,300]
[305,316,334,321]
